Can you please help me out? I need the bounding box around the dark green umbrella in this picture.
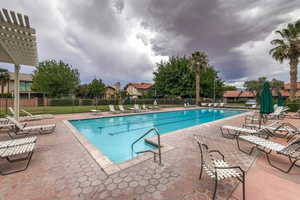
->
[123,96,131,104]
[278,92,285,106]
[259,82,274,127]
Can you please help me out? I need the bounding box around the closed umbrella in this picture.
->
[259,82,274,127]
[278,92,285,107]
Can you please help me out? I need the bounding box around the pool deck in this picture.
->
[0,107,299,200]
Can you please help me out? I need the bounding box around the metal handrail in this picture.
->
[131,128,162,165]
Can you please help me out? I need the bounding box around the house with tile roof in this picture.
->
[124,82,153,98]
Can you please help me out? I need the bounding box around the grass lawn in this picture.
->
[0,104,183,116]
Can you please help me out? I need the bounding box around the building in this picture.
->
[105,86,116,99]
[0,72,43,98]
[124,82,153,98]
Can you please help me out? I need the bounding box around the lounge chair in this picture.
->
[267,106,286,120]
[21,109,53,120]
[286,109,300,119]
[236,135,300,173]
[220,125,270,139]
[109,105,120,114]
[213,103,219,107]
[208,103,213,107]
[201,103,208,107]
[7,116,56,138]
[90,109,101,115]
[118,105,130,113]
[219,103,224,107]
[8,107,30,121]
[142,104,149,111]
[194,135,246,200]
[251,105,257,109]
[130,104,141,112]
[0,142,36,175]
[0,136,37,148]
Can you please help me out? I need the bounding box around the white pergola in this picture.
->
[0,8,38,121]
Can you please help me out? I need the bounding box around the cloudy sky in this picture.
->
[1,0,300,87]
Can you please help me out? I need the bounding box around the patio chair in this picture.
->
[8,107,30,121]
[21,109,53,120]
[267,106,286,120]
[286,109,300,119]
[6,116,56,138]
[130,104,141,112]
[201,103,208,107]
[194,135,246,200]
[243,121,299,140]
[220,125,271,139]
[213,103,219,107]
[142,104,149,111]
[208,103,213,107]
[90,109,101,115]
[236,135,300,173]
[219,103,224,107]
[0,142,36,175]
[0,136,37,149]
[109,105,120,114]
[118,105,130,113]
[251,105,257,109]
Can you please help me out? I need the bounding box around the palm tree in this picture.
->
[189,51,209,104]
[0,68,10,95]
[269,20,300,101]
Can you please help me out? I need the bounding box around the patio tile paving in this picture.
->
[0,108,299,200]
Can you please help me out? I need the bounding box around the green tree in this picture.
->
[189,51,209,104]
[32,60,80,97]
[0,68,10,95]
[75,84,89,98]
[87,79,105,98]
[269,78,284,93]
[270,20,300,101]
[153,56,224,99]
[223,85,237,91]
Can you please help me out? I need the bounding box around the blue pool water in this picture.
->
[70,109,246,163]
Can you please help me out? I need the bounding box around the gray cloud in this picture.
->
[1,0,300,86]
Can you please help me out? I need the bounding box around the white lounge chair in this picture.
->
[130,104,141,112]
[201,103,208,107]
[7,116,56,138]
[213,103,219,107]
[118,105,130,113]
[237,135,300,173]
[90,109,101,115]
[21,109,53,120]
[220,125,271,139]
[219,103,224,107]
[0,136,37,149]
[109,105,120,114]
[142,104,149,111]
[8,107,30,121]
[0,142,36,175]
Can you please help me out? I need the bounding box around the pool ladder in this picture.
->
[131,128,162,165]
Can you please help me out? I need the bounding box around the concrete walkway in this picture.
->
[0,108,299,200]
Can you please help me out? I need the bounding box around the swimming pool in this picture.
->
[70,109,246,163]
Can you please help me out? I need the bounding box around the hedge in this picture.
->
[286,102,300,112]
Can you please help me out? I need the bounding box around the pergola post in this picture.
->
[14,64,20,120]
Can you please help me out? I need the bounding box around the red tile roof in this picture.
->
[125,82,153,89]
[223,90,241,98]
[239,91,256,97]
[283,82,300,90]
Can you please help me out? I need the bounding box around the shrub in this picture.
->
[81,99,93,105]
[50,98,75,106]
[286,102,300,112]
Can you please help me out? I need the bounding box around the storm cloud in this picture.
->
[1,0,300,87]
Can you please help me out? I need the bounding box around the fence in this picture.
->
[41,98,189,107]
[0,98,38,114]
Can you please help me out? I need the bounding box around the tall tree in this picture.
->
[269,20,300,101]
[189,51,209,104]
[0,68,10,95]
[32,60,80,97]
